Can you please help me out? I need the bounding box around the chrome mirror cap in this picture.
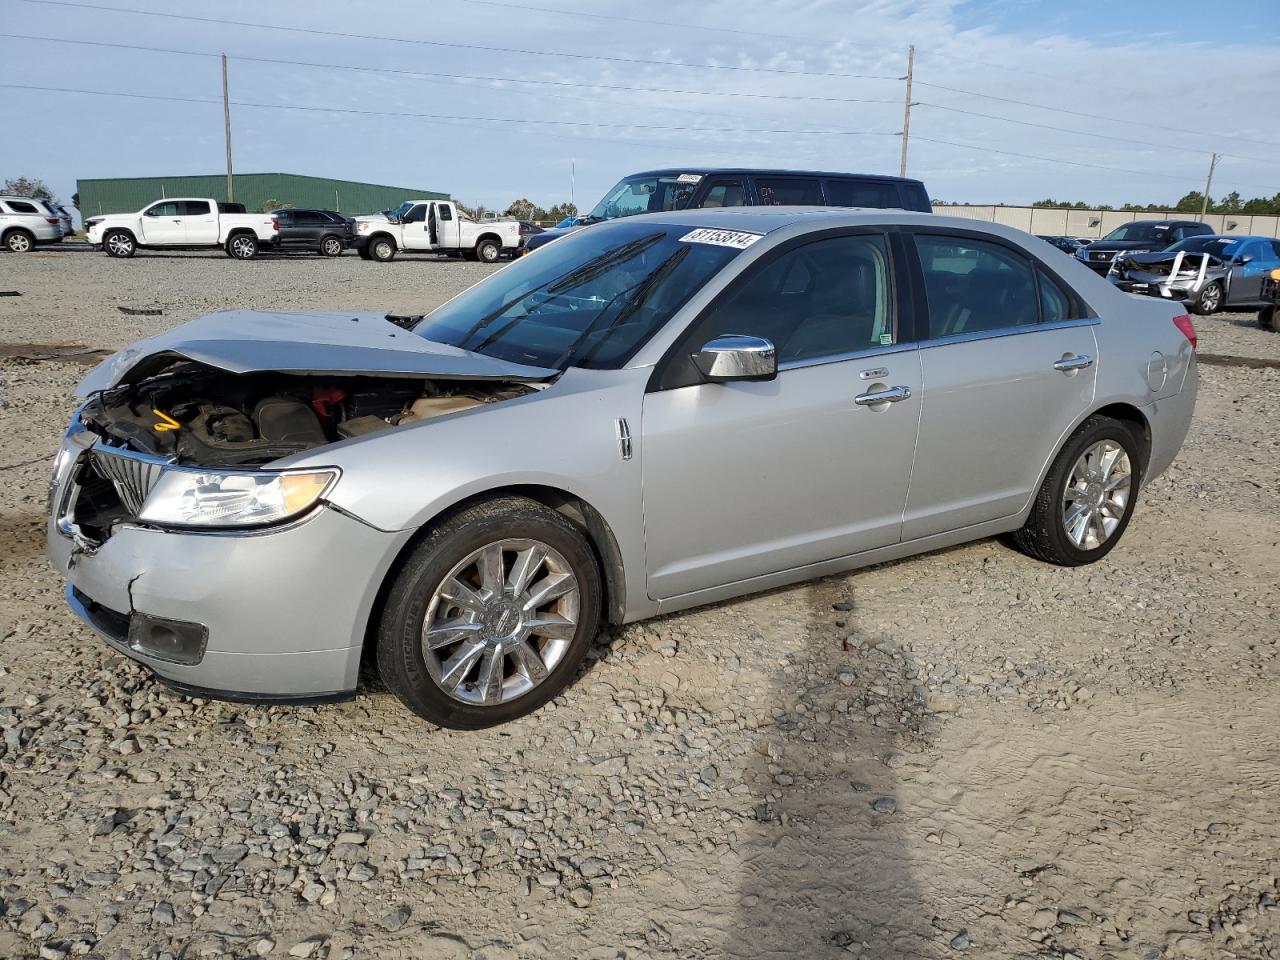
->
[691,335,777,383]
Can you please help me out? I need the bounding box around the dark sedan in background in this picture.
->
[1036,235,1090,255]
[272,209,355,256]
[1076,220,1213,274]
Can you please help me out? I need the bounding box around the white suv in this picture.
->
[0,197,64,252]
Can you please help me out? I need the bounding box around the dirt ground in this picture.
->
[0,244,1277,960]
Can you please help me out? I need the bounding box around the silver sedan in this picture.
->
[49,209,1198,727]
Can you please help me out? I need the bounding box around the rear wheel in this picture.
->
[475,237,501,263]
[370,236,396,262]
[376,496,602,729]
[103,230,135,258]
[4,229,34,253]
[319,235,344,257]
[226,233,258,260]
[1192,280,1222,316]
[1008,415,1143,566]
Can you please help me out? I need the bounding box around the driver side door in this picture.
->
[641,232,922,599]
[400,204,431,250]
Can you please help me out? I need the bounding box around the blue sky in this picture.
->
[3,0,1277,215]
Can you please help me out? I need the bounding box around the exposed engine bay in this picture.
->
[79,359,537,466]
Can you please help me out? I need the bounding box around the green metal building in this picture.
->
[75,173,448,218]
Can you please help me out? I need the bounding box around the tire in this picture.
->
[4,229,34,253]
[357,244,372,261]
[369,236,396,262]
[103,230,135,258]
[462,250,478,262]
[319,235,344,258]
[1008,415,1143,567]
[226,233,258,260]
[475,237,501,263]
[376,496,602,729]
[1192,280,1222,316]
[1259,306,1277,332]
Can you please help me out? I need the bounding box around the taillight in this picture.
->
[1172,313,1196,350]
[45,217,59,224]
[271,214,279,231]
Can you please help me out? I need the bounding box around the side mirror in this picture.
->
[691,335,777,383]
[1236,255,1253,264]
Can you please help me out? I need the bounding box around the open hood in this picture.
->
[75,309,557,398]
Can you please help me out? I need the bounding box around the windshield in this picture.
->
[413,220,749,370]
[586,174,702,222]
[1168,236,1245,259]
[1103,223,1175,243]
[392,201,415,220]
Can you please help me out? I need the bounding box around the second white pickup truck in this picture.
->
[354,200,521,263]
[85,199,279,259]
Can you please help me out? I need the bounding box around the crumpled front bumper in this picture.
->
[47,426,413,701]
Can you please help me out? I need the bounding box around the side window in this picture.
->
[1037,268,1074,323]
[6,200,39,214]
[402,204,427,223]
[696,179,747,208]
[295,211,322,225]
[754,177,823,206]
[1270,240,1280,260]
[914,234,1039,338]
[145,202,179,217]
[180,200,212,216]
[684,234,895,365]
[438,204,453,221]
[824,179,899,209]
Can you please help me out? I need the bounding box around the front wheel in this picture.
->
[475,238,501,263]
[103,230,135,258]
[1259,306,1277,332]
[377,497,602,729]
[319,235,344,257]
[370,236,396,262]
[226,233,258,260]
[1008,415,1143,566]
[1192,280,1222,316]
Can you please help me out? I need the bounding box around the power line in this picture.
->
[916,101,1274,164]
[914,80,1280,150]
[0,33,901,109]
[0,82,902,139]
[15,0,901,81]
[911,135,1276,193]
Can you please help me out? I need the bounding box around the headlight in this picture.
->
[138,469,337,528]
[357,222,372,234]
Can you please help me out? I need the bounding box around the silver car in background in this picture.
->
[48,209,1198,728]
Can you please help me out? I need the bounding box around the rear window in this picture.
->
[180,201,211,216]
[755,177,823,205]
[823,179,901,209]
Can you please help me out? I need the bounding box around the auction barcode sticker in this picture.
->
[678,228,764,250]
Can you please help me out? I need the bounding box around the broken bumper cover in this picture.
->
[1111,277,1200,303]
[48,491,411,703]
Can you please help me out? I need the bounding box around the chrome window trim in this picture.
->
[917,316,1099,351]
[776,340,917,373]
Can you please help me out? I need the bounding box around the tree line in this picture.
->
[1023,191,1280,216]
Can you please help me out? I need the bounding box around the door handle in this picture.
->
[1053,354,1093,372]
[854,385,912,406]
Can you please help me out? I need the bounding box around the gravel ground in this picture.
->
[0,245,1277,960]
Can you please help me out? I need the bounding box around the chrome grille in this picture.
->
[91,447,164,514]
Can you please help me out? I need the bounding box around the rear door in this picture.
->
[823,178,901,210]
[751,176,824,206]
[433,203,461,249]
[182,200,218,244]
[902,230,1098,540]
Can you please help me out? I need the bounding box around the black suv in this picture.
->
[272,209,355,256]
[1075,219,1213,275]
[523,168,931,253]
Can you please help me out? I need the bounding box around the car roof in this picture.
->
[594,205,993,236]
[627,168,924,185]
[1188,234,1269,242]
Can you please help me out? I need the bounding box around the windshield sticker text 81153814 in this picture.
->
[678,228,764,250]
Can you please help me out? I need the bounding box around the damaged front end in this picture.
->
[1110,250,1222,302]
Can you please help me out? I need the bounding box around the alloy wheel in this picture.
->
[1200,283,1221,313]
[374,240,393,260]
[8,233,32,253]
[230,236,256,259]
[322,237,342,256]
[1061,439,1132,550]
[421,538,580,706]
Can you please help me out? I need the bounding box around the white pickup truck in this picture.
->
[85,199,279,259]
[354,200,521,263]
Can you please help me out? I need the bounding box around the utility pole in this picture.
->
[898,45,914,178]
[1199,152,1219,222]
[222,54,235,204]
[571,158,576,208]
